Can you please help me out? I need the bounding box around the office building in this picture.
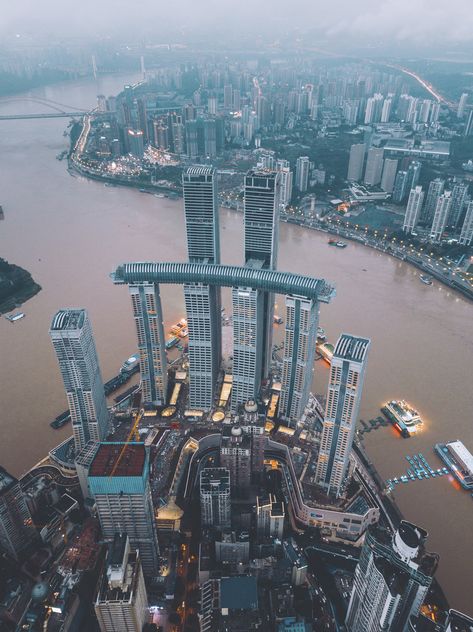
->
[50,309,108,453]
[392,170,409,204]
[295,156,310,192]
[88,443,160,577]
[127,129,144,158]
[182,166,221,410]
[220,426,251,495]
[423,178,445,223]
[203,119,217,157]
[346,521,439,632]
[457,93,468,119]
[95,534,148,632]
[315,334,370,497]
[129,283,168,406]
[448,182,469,228]
[232,170,280,409]
[185,119,199,158]
[380,158,398,193]
[403,187,424,234]
[0,467,37,560]
[200,468,231,528]
[277,159,293,207]
[256,494,285,540]
[430,192,452,242]
[364,148,384,186]
[459,201,473,246]
[279,295,319,425]
[347,143,366,182]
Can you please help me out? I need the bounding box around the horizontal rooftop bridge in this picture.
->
[112,262,336,303]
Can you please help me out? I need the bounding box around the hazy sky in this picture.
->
[2,0,473,47]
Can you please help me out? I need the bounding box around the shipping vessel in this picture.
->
[419,274,433,285]
[5,312,25,322]
[328,239,347,248]
[381,400,423,437]
[435,441,473,490]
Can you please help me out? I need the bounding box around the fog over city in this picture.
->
[1,0,473,49]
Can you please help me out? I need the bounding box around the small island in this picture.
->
[0,258,41,315]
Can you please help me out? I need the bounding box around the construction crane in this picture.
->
[109,408,144,478]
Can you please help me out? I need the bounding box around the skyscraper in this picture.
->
[295,156,310,192]
[448,182,469,228]
[464,109,473,136]
[405,161,422,192]
[346,521,438,632]
[127,129,144,158]
[457,92,468,119]
[315,334,370,497]
[380,158,398,193]
[276,159,293,208]
[220,426,251,495]
[94,534,148,632]
[392,170,409,204]
[422,178,445,223]
[0,467,37,560]
[364,148,384,186]
[403,187,424,234]
[50,309,108,453]
[200,468,231,528]
[279,295,319,425]
[129,283,167,406]
[183,166,221,410]
[347,143,366,182]
[459,201,473,246]
[430,192,452,242]
[232,170,280,409]
[88,443,160,577]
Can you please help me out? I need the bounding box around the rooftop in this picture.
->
[89,443,146,478]
[50,309,86,331]
[0,467,16,494]
[335,334,370,362]
[183,165,215,178]
[220,576,258,611]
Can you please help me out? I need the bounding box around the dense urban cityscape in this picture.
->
[0,5,473,632]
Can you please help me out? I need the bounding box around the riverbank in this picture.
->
[0,259,41,315]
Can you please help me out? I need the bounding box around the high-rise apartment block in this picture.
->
[295,156,310,192]
[256,494,285,540]
[403,187,424,234]
[457,93,468,119]
[183,166,221,410]
[277,159,293,207]
[392,170,409,204]
[364,148,384,186]
[430,192,452,242]
[315,335,370,497]
[380,158,398,193]
[347,143,366,182]
[0,467,37,560]
[346,521,438,632]
[200,468,231,528]
[88,443,160,577]
[448,182,469,228]
[459,201,473,246]
[50,309,108,453]
[94,534,148,632]
[129,283,168,406]
[220,426,251,494]
[279,295,318,425]
[423,178,445,223]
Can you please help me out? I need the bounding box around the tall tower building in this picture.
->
[405,161,422,192]
[129,283,168,406]
[403,187,424,234]
[364,148,384,186]
[380,158,398,193]
[457,92,468,119]
[346,521,438,632]
[200,468,231,528]
[50,309,108,453]
[422,178,445,223]
[448,182,469,228]
[347,143,366,182]
[429,192,452,242]
[315,334,370,498]
[220,426,251,495]
[464,109,473,136]
[276,159,293,208]
[392,170,409,204]
[88,443,160,577]
[279,295,319,425]
[232,170,280,409]
[95,534,148,632]
[182,166,221,410]
[256,494,285,540]
[459,201,473,246]
[0,467,37,560]
[295,156,310,192]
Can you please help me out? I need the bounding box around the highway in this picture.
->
[0,112,87,120]
[383,63,456,108]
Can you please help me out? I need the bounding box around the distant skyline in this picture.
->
[2,0,473,52]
